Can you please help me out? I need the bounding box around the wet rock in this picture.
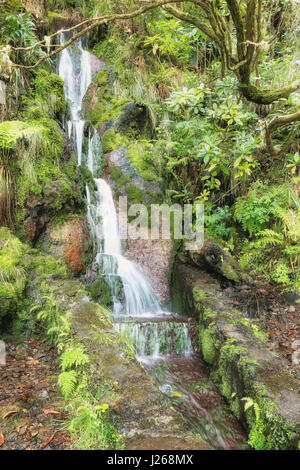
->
[39,218,90,275]
[24,195,49,242]
[114,102,153,139]
[107,149,164,204]
[34,277,211,450]
[187,238,250,284]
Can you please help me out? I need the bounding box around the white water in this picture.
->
[115,320,193,360]
[58,35,168,321]
[58,34,91,165]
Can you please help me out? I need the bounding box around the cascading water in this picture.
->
[58,34,164,319]
[58,35,247,450]
[58,34,91,165]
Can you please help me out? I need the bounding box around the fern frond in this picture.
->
[253,229,284,248]
[60,347,90,372]
[58,370,78,398]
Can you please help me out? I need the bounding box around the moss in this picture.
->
[101,129,128,153]
[125,183,143,204]
[199,322,219,365]
[87,278,113,307]
[109,165,123,181]
[125,142,162,183]
[220,260,240,282]
[193,286,207,311]
[30,253,68,280]
[246,393,297,450]
[33,69,65,117]
[0,114,86,232]
[94,69,109,86]
[85,69,130,129]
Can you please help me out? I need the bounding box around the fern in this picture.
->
[253,229,284,248]
[60,347,90,372]
[58,370,78,398]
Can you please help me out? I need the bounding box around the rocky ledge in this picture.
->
[171,258,300,450]
[34,277,211,450]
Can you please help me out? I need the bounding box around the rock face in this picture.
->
[24,194,49,242]
[187,238,250,284]
[39,218,90,275]
[41,277,211,450]
[171,258,300,449]
[107,149,164,205]
[114,102,153,139]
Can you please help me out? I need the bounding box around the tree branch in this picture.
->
[240,80,300,105]
[9,0,187,68]
[265,109,300,156]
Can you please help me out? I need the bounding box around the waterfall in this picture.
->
[115,319,193,359]
[56,36,249,451]
[58,35,166,319]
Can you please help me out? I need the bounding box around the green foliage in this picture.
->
[29,69,65,118]
[125,183,143,204]
[236,182,300,290]
[244,397,296,450]
[101,129,128,153]
[67,397,124,450]
[144,14,198,63]
[48,0,81,9]
[0,227,29,328]
[165,84,209,114]
[0,6,35,47]
[60,347,90,371]
[58,370,78,398]
[125,142,162,182]
[87,278,112,307]
[205,206,235,242]
[150,78,260,200]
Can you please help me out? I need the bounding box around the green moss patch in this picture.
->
[101,129,128,153]
[87,278,113,307]
[125,142,162,183]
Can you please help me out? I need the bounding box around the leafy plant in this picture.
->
[58,370,78,398]
[0,8,36,47]
[60,347,90,372]
[205,206,235,242]
[286,152,300,175]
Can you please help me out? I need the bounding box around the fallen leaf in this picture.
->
[3,410,18,419]
[41,433,55,449]
[43,409,60,416]
[26,359,39,366]
[0,433,4,447]
[52,432,70,445]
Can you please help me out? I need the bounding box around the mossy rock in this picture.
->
[188,238,249,284]
[171,259,300,449]
[101,129,129,154]
[87,277,113,307]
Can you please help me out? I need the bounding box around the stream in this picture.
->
[58,35,248,450]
